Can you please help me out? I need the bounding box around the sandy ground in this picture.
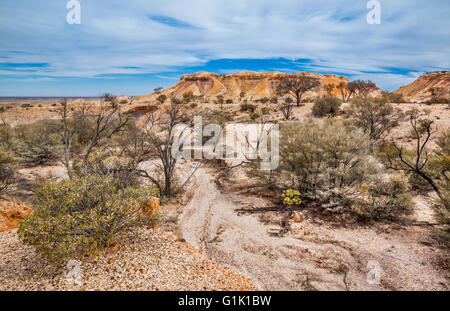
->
[177,167,449,291]
[0,226,258,291]
[1,100,448,291]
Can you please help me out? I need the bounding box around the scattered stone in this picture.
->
[267,225,282,236]
[0,227,259,291]
[293,212,303,223]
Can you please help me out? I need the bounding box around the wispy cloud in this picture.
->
[148,15,199,29]
[0,0,448,95]
[0,62,50,72]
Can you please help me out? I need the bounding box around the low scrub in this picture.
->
[247,120,413,220]
[381,91,406,103]
[12,120,63,166]
[355,174,413,220]
[0,150,17,197]
[312,97,342,117]
[240,103,257,113]
[0,122,14,151]
[18,175,158,263]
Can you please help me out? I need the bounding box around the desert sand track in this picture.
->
[178,168,449,291]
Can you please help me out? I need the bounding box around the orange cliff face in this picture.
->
[137,71,355,102]
[394,71,450,102]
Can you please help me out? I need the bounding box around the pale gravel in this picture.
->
[0,227,259,291]
[178,168,449,291]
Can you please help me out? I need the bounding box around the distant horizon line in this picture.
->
[0,96,136,99]
[0,69,446,98]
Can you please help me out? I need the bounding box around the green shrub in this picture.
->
[0,149,17,197]
[247,119,413,220]
[18,175,158,263]
[430,130,450,218]
[240,103,257,113]
[257,97,270,104]
[210,110,234,125]
[312,97,342,117]
[381,91,406,103]
[250,120,375,193]
[301,97,315,103]
[261,107,271,115]
[73,152,140,189]
[171,97,183,105]
[157,94,167,104]
[356,174,413,220]
[183,91,195,104]
[12,120,63,166]
[21,103,32,108]
[250,112,260,120]
[0,122,14,150]
[425,98,449,105]
[347,97,400,144]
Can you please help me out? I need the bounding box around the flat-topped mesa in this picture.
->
[138,71,357,102]
[394,71,450,102]
[180,71,221,81]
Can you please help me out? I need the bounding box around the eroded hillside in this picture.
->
[138,71,379,102]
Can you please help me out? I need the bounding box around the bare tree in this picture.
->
[352,80,378,99]
[182,91,195,105]
[386,109,448,208]
[56,95,130,178]
[274,76,320,107]
[157,94,167,104]
[325,83,335,96]
[0,119,14,150]
[337,81,355,102]
[277,97,294,120]
[348,97,401,147]
[119,104,202,197]
[83,94,131,161]
[239,91,246,101]
[215,95,225,109]
[58,99,77,180]
[429,87,446,103]
[171,97,183,105]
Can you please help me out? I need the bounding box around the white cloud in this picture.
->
[0,0,449,92]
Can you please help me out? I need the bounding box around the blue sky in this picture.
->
[0,0,449,96]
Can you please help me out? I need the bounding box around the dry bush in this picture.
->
[247,119,413,219]
[347,97,401,146]
[312,97,342,117]
[18,174,158,263]
[274,76,320,106]
[12,120,63,166]
[0,150,17,197]
[377,111,449,215]
[240,103,257,113]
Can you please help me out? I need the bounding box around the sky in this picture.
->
[0,0,449,96]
